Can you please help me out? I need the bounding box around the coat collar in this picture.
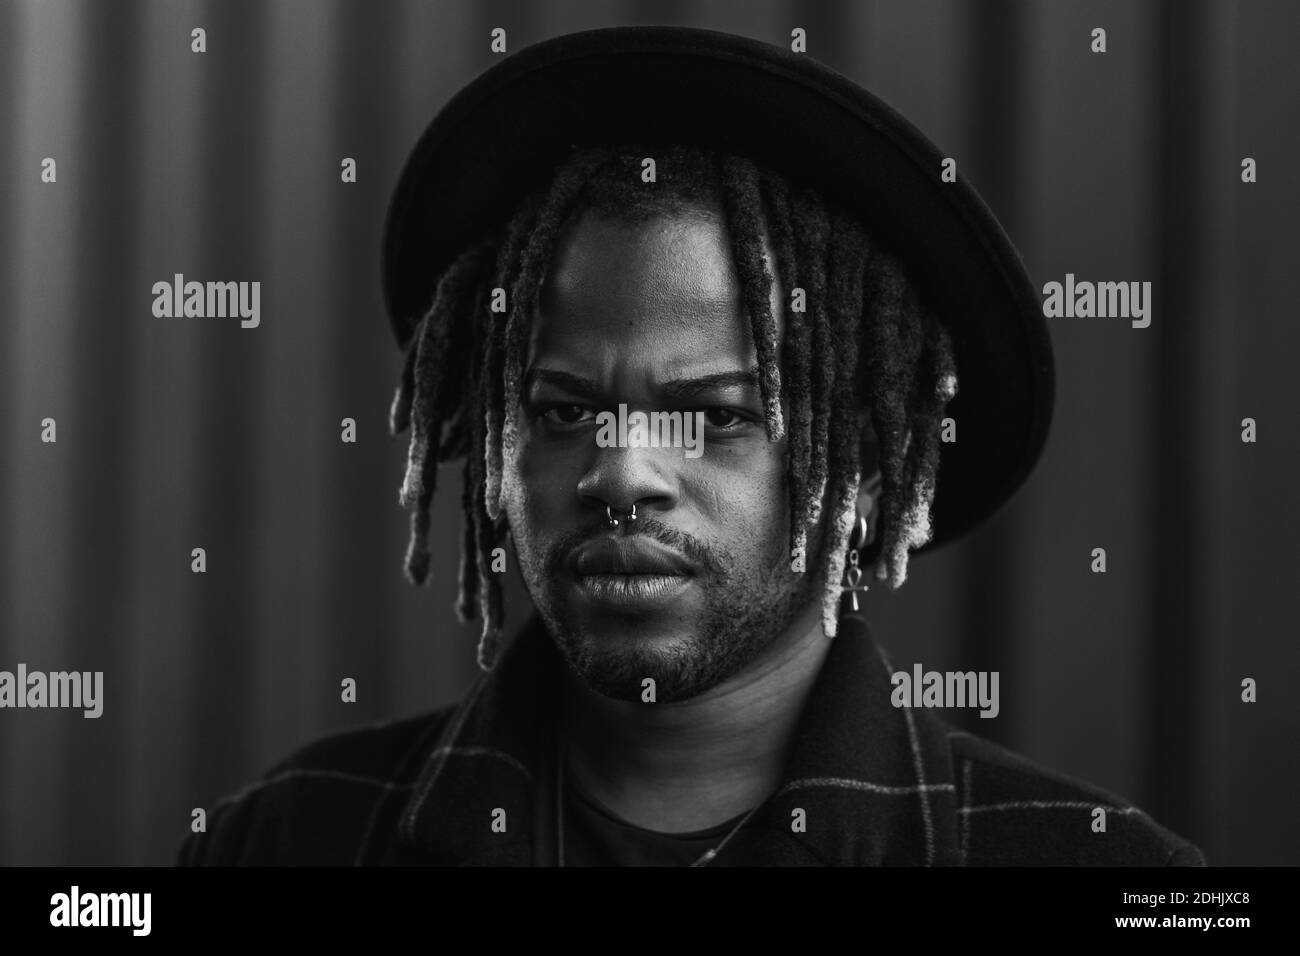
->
[397,609,961,866]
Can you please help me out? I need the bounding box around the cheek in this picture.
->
[502,436,581,530]
[687,442,790,548]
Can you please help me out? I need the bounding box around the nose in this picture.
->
[576,444,678,524]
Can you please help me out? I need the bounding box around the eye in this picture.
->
[541,404,593,426]
[703,407,742,428]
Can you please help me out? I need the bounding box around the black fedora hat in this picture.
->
[380,24,1054,558]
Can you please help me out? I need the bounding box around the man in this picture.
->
[179,26,1203,866]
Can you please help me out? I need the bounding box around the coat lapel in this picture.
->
[396,624,560,865]
[395,609,961,866]
[755,610,962,865]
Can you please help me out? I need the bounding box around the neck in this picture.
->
[560,605,830,833]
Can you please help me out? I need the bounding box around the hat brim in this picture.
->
[381,25,1054,558]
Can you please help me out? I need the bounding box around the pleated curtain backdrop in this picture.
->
[0,0,1296,866]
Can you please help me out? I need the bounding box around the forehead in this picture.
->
[529,208,783,382]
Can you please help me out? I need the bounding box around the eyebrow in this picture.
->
[526,367,762,401]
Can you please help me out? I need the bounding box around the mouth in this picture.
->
[568,536,697,611]
[573,573,693,607]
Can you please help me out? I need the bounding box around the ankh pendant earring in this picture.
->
[606,503,637,528]
[844,513,871,612]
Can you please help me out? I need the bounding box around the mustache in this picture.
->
[545,516,729,578]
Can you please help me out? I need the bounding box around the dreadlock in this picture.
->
[389,143,959,670]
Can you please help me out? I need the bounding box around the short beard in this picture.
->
[515,517,817,703]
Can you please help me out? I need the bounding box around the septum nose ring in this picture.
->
[606,503,637,527]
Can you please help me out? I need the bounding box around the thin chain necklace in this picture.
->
[555,759,762,867]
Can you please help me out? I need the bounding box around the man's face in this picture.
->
[500,205,818,703]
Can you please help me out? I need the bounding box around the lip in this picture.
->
[570,537,697,576]
[572,573,694,611]
[568,536,696,612]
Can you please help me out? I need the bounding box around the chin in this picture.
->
[577,611,692,649]
[558,623,718,703]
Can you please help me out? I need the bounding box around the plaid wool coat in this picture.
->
[178,612,1205,867]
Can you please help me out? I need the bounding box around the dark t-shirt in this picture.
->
[560,768,765,867]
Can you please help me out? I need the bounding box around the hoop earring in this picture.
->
[843,513,871,612]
